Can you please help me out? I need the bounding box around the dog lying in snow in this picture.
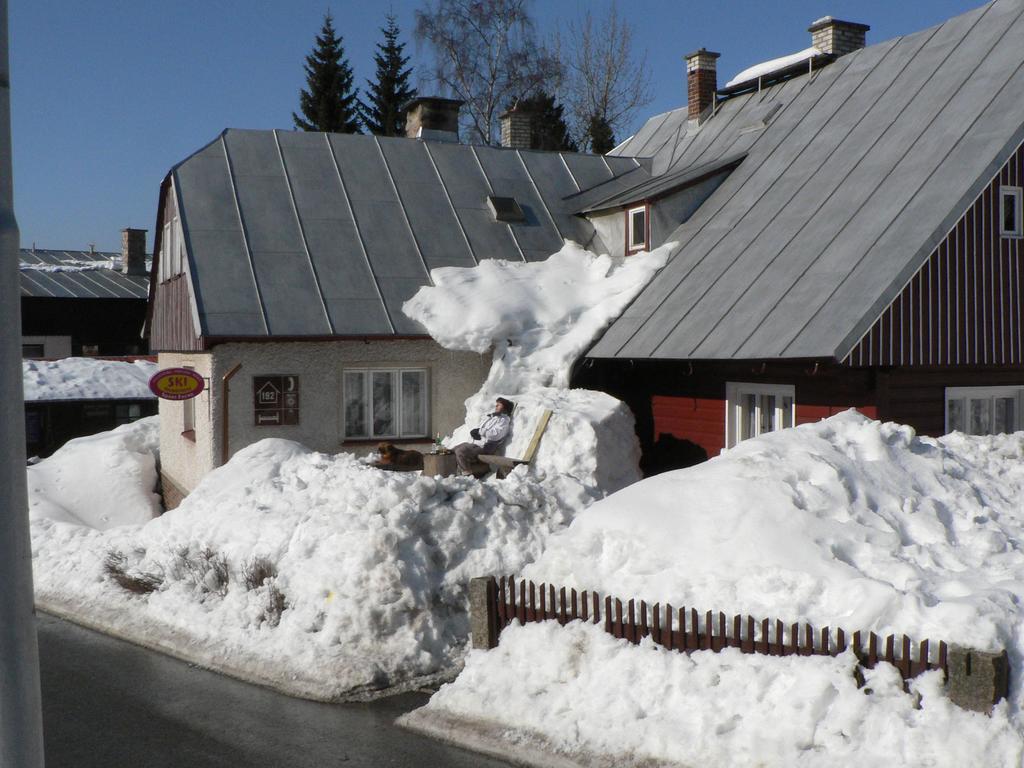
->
[376,442,424,469]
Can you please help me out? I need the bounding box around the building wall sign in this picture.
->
[253,375,300,426]
[149,367,205,401]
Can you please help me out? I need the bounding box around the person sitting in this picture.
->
[454,397,515,474]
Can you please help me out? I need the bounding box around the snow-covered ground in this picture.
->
[30,242,669,700]
[411,412,1024,766]
[23,357,156,401]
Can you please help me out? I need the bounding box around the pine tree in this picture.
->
[360,14,417,137]
[587,112,616,154]
[514,92,577,152]
[293,13,361,133]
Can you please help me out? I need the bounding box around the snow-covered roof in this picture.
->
[723,46,823,89]
[23,357,158,402]
[20,248,150,300]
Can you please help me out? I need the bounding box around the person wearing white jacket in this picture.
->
[454,397,514,473]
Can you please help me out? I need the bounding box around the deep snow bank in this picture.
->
[23,357,157,401]
[28,416,161,529]
[414,412,1024,766]
[410,621,1021,767]
[404,241,672,493]
[31,434,596,700]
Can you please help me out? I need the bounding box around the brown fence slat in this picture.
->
[483,575,953,688]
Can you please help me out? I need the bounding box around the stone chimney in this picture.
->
[500,102,533,149]
[404,97,463,143]
[121,228,147,276]
[685,49,720,123]
[808,17,869,57]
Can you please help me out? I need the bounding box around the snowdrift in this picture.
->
[31,432,601,700]
[415,412,1024,766]
[28,416,161,529]
[404,240,672,494]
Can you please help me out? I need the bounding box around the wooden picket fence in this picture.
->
[480,575,948,682]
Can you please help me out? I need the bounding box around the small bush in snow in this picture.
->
[242,556,277,590]
[173,546,229,597]
[264,582,287,628]
[103,549,163,594]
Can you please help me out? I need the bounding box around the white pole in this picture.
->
[0,0,46,763]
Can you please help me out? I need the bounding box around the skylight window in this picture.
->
[487,196,525,223]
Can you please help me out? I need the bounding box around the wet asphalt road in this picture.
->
[37,612,510,768]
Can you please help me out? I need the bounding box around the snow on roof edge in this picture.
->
[724,46,823,89]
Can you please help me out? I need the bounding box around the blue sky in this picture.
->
[10,0,983,252]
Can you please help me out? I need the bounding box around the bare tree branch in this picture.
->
[560,2,653,152]
[414,0,561,145]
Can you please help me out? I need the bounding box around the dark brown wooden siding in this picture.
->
[148,179,203,352]
[149,273,202,352]
[845,140,1024,367]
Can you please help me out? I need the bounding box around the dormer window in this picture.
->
[1001,186,1022,238]
[626,204,649,253]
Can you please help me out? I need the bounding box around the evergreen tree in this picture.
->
[514,92,577,152]
[587,112,616,154]
[360,14,417,137]
[293,13,361,133]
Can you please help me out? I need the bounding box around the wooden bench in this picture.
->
[475,409,552,478]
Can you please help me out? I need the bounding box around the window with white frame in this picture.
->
[343,368,428,439]
[626,204,648,252]
[945,386,1023,435]
[725,382,795,448]
[182,364,195,437]
[1001,186,1023,238]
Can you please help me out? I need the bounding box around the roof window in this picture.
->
[487,196,525,223]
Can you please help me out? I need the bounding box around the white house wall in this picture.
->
[157,351,215,507]
[589,210,625,258]
[160,339,490,501]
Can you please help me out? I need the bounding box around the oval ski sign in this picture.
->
[149,368,205,401]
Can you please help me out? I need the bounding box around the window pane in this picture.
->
[401,371,426,436]
[947,397,964,432]
[1004,192,1018,234]
[760,395,776,433]
[630,209,646,247]
[743,394,757,439]
[994,397,1015,434]
[372,371,396,437]
[969,397,991,435]
[781,396,793,429]
[343,371,367,437]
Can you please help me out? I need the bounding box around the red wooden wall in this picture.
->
[845,140,1024,367]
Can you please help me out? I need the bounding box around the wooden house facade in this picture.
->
[580,3,1024,474]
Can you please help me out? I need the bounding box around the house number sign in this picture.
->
[253,375,300,426]
[149,368,205,400]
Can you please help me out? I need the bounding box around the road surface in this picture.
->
[37,612,510,768]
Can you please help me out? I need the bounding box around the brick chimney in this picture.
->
[685,49,720,123]
[121,228,147,276]
[500,102,533,149]
[404,97,463,143]
[808,17,869,57]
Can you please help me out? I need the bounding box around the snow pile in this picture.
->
[404,241,672,493]
[28,416,161,530]
[404,241,671,397]
[413,412,1024,765]
[411,621,1021,767]
[32,433,597,700]
[23,357,157,401]
[725,46,823,88]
